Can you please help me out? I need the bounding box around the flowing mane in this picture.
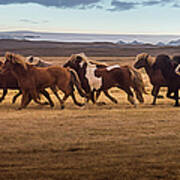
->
[5,52,28,70]
[135,52,156,67]
[68,53,107,67]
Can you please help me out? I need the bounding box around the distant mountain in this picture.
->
[116,40,126,45]
[0,31,180,46]
[129,40,143,45]
[167,39,180,46]
[117,40,146,45]
[156,41,166,46]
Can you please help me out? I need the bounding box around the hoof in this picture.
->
[157,95,164,99]
[61,105,65,110]
[76,103,85,107]
[151,102,156,105]
[44,102,49,105]
[50,103,54,108]
[96,102,106,106]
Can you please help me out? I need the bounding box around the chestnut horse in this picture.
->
[134,53,176,105]
[64,53,146,106]
[3,52,86,109]
[0,60,54,106]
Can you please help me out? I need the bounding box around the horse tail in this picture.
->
[128,66,147,103]
[69,69,87,98]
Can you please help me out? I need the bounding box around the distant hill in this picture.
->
[116,40,144,45]
[1,39,180,57]
[167,39,180,46]
[0,31,180,45]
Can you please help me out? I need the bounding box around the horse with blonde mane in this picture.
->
[64,53,146,105]
[3,52,86,110]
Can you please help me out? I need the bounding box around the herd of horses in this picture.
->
[0,51,180,110]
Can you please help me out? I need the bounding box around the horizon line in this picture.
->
[1,30,180,36]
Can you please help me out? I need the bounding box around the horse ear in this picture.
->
[28,56,34,63]
[5,52,13,61]
[76,56,82,63]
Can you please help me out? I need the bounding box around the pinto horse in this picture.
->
[64,53,146,105]
[26,56,54,67]
[152,54,180,106]
[133,53,177,105]
[3,52,86,109]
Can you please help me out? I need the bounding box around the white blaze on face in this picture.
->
[175,64,180,76]
[79,61,84,68]
[85,64,102,90]
[106,64,120,71]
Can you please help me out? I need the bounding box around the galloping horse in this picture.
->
[0,60,54,106]
[134,53,176,105]
[152,54,180,106]
[2,52,86,109]
[64,53,146,106]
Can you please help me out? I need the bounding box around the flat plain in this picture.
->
[0,41,180,179]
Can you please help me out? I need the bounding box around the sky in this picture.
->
[0,0,180,34]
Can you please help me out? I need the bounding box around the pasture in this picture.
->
[0,56,180,180]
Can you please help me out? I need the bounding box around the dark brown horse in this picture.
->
[152,54,180,106]
[64,53,146,106]
[134,53,176,105]
[2,52,86,109]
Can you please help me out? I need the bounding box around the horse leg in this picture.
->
[0,89,8,103]
[103,90,118,104]
[122,87,136,106]
[151,86,161,105]
[40,89,54,107]
[174,89,179,107]
[19,92,32,110]
[12,90,22,104]
[50,87,64,109]
[134,89,144,104]
[90,90,96,104]
[70,91,84,107]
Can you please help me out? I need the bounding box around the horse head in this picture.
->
[134,53,156,69]
[134,53,149,69]
[64,53,88,71]
[4,52,28,71]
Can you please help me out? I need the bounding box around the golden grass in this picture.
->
[0,57,180,179]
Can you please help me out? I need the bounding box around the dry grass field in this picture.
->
[0,56,180,180]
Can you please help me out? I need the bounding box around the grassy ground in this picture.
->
[0,57,180,180]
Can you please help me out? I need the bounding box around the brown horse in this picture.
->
[152,54,180,106]
[64,53,146,105]
[0,60,54,106]
[134,53,174,105]
[2,52,86,109]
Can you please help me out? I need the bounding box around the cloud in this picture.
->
[20,19,49,24]
[107,0,177,12]
[142,0,174,7]
[107,0,139,11]
[0,0,103,9]
[173,3,180,8]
